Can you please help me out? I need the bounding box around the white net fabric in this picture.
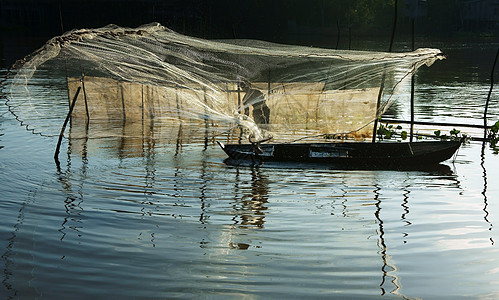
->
[3,22,444,143]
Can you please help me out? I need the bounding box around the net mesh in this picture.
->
[3,22,444,143]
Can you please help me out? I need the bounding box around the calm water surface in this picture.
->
[1,43,499,299]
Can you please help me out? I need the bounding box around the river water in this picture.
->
[1,42,499,299]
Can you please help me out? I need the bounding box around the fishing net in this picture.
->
[3,22,444,144]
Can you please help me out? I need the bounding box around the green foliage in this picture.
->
[434,128,466,142]
[401,130,408,140]
[450,128,461,137]
[377,122,402,140]
[490,120,499,135]
[488,120,499,154]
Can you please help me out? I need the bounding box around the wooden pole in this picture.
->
[175,86,181,121]
[267,70,271,100]
[141,84,145,121]
[372,0,397,143]
[483,48,499,140]
[120,85,126,121]
[237,82,244,143]
[203,85,209,149]
[54,87,81,164]
[410,18,415,142]
[81,74,90,120]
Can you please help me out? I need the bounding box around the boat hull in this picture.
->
[217,140,462,169]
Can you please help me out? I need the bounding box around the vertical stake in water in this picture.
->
[81,73,90,120]
[483,48,499,140]
[120,85,126,122]
[55,87,81,165]
[176,86,181,121]
[372,0,397,143]
[268,70,272,128]
[141,84,145,121]
[203,85,209,149]
[267,69,271,105]
[410,18,415,142]
[237,82,243,143]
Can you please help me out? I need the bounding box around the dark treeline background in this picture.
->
[1,0,498,67]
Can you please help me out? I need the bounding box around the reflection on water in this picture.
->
[374,183,401,297]
[2,111,499,298]
[236,166,269,229]
[2,42,499,299]
[481,141,494,246]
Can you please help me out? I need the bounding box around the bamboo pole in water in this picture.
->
[141,84,145,121]
[54,86,81,164]
[410,18,415,142]
[237,82,243,143]
[372,0,397,143]
[203,85,209,149]
[120,85,126,121]
[81,74,90,120]
[483,48,499,140]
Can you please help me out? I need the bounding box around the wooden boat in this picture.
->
[217,140,462,169]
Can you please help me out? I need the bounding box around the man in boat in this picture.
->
[240,81,270,125]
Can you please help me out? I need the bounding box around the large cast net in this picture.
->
[3,22,444,144]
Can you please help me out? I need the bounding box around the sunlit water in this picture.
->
[1,42,499,299]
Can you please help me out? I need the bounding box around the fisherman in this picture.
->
[240,81,270,125]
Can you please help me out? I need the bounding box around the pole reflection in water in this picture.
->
[199,147,209,225]
[140,117,157,247]
[58,121,88,243]
[1,191,32,297]
[401,183,412,244]
[481,141,494,245]
[373,184,401,296]
[143,117,157,201]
